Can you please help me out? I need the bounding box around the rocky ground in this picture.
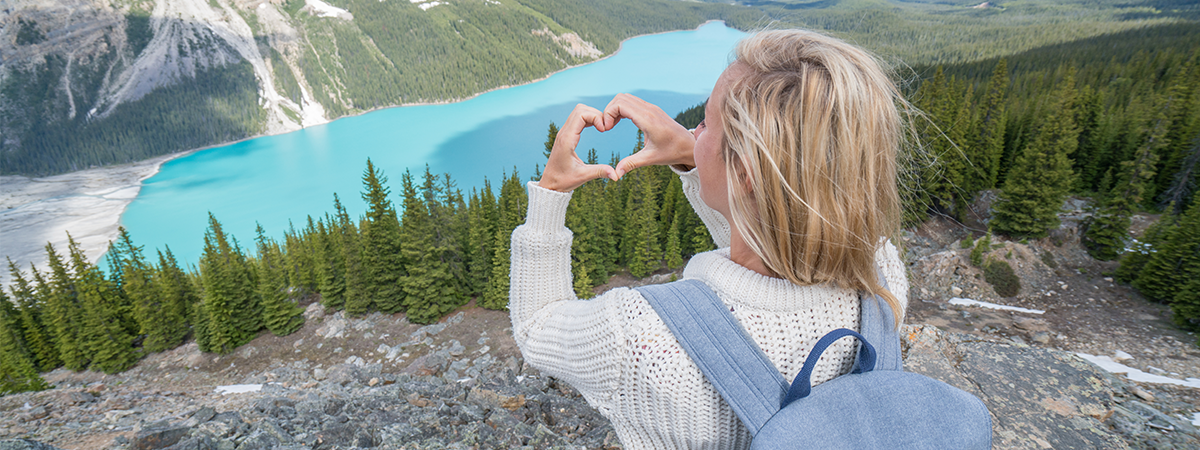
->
[1,206,1199,449]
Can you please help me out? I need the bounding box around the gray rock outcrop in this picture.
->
[903,324,1199,449]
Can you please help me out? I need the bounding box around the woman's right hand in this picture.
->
[602,94,696,177]
[538,104,619,193]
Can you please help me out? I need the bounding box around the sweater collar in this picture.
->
[682,249,858,312]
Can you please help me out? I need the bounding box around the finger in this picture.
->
[615,152,650,179]
[602,93,651,131]
[586,164,618,182]
[555,104,605,155]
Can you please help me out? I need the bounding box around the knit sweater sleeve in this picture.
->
[508,181,624,413]
[672,166,732,248]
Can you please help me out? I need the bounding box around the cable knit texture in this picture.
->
[510,168,909,450]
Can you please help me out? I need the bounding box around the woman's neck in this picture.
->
[728,226,774,278]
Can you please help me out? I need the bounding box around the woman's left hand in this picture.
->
[538,104,619,192]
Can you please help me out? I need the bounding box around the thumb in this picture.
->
[588,164,619,182]
[615,153,649,179]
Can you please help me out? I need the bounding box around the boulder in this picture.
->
[0,440,64,450]
[402,354,446,377]
[325,363,364,386]
[134,426,191,450]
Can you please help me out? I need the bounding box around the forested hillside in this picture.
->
[0,0,757,175]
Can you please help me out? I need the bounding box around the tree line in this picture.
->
[1,109,715,394]
[901,23,1200,335]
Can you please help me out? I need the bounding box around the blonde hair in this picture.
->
[719,29,906,324]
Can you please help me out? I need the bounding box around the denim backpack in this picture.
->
[636,277,992,449]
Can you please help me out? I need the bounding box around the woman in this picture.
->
[509,29,909,449]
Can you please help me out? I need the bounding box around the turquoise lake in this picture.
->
[120,22,747,266]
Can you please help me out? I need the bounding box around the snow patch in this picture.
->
[215,384,263,395]
[1190,412,1200,427]
[948,297,1045,314]
[409,0,445,10]
[1075,353,1200,388]
[306,0,353,19]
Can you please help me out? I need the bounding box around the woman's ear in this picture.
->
[731,155,754,197]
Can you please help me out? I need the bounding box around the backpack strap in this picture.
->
[783,328,875,406]
[857,269,902,372]
[636,280,786,435]
[636,269,904,434]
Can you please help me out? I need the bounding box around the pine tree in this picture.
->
[664,211,684,270]
[337,197,366,313]
[992,68,1079,238]
[922,73,971,220]
[567,179,598,299]
[431,172,469,296]
[191,299,213,353]
[256,225,305,336]
[1084,99,1166,260]
[481,170,526,310]
[976,59,1009,190]
[1073,86,1108,191]
[283,221,316,295]
[99,240,140,338]
[155,246,199,330]
[68,237,139,373]
[1116,209,1176,283]
[619,132,662,277]
[0,289,49,395]
[198,213,260,354]
[399,169,463,323]
[624,167,662,278]
[1172,263,1200,332]
[1153,53,1200,205]
[1160,140,1199,214]
[42,242,88,371]
[465,182,498,296]
[1135,200,1200,303]
[543,122,559,159]
[357,159,405,314]
[6,260,59,371]
[317,196,348,309]
[111,228,188,353]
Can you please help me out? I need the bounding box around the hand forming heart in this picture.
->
[538,94,697,193]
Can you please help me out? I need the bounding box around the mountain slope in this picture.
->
[0,0,756,176]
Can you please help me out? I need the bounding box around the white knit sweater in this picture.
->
[509,168,908,450]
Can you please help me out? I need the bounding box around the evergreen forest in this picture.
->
[4,1,1200,395]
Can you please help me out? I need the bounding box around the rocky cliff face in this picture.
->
[2,0,348,145]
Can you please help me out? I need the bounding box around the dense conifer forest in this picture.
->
[3,1,1200,395]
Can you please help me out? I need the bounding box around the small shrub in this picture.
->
[961,236,975,249]
[1040,251,1058,269]
[984,258,1021,297]
[1005,250,1013,259]
[970,234,992,267]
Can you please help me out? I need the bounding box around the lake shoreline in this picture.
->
[0,21,731,283]
[118,20,731,193]
[292,20,730,125]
